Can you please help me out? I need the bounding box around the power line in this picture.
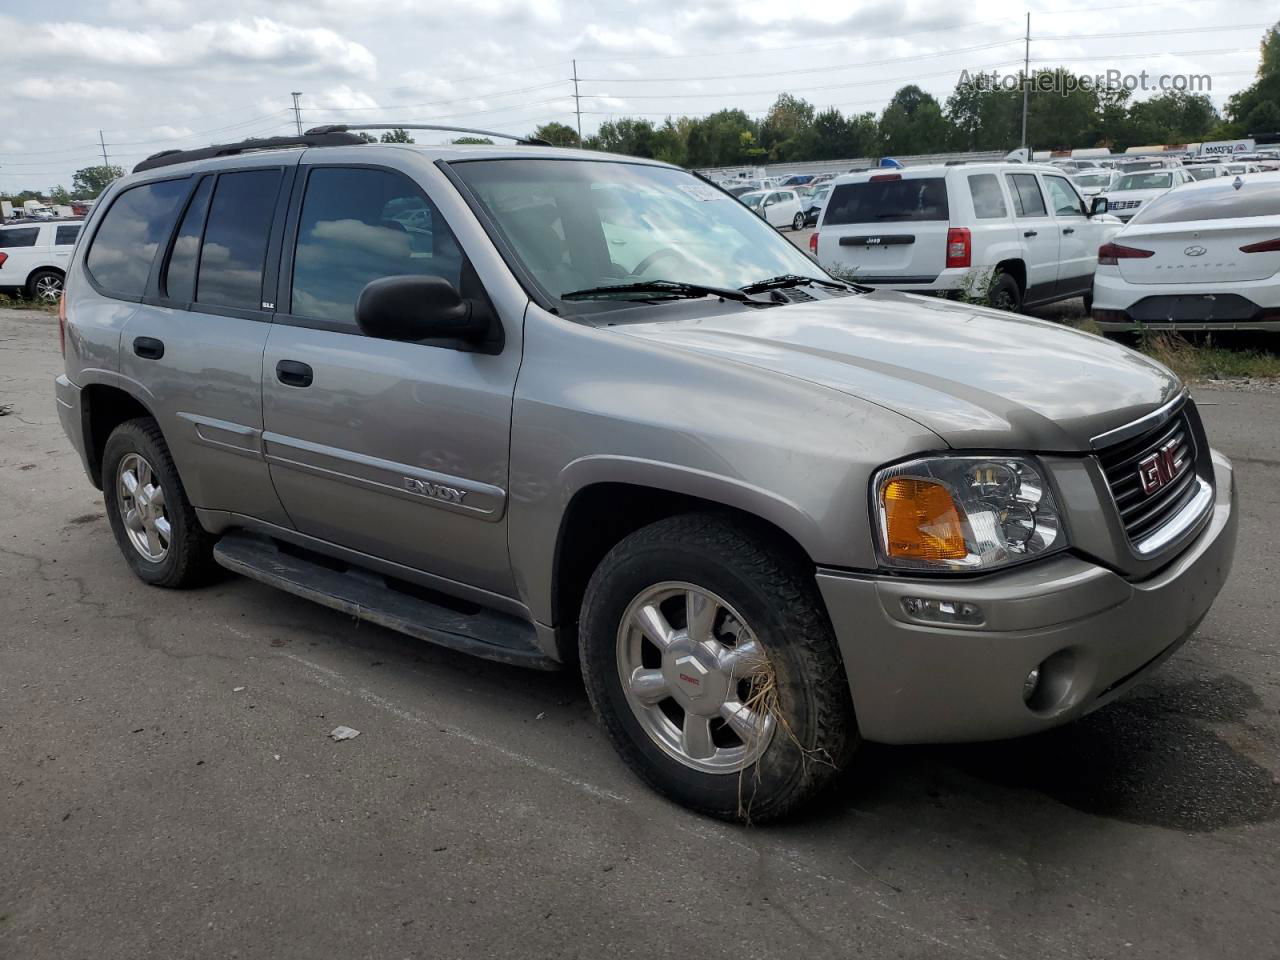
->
[296,79,570,114]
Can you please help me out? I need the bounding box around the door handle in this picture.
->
[1062,227,1075,235]
[275,360,313,388]
[1023,230,1038,237]
[133,336,164,360]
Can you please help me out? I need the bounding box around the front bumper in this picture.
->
[816,451,1237,744]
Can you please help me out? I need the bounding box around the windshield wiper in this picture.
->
[739,274,851,294]
[561,280,762,304]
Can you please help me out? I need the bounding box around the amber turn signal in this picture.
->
[881,477,967,561]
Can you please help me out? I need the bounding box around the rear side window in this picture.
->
[86,179,189,298]
[195,169,283,310]
[967,174,1007,219]
[823,177,949,224]
[55,225,81,245]
[163,177,213,302]
[1006,174,1047,217]
[1134,178,1280,225]
[290,166,464,327]
[0,228,40,248]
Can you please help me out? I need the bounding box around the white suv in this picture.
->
[0,219,82,303]
[811,163,1121,311]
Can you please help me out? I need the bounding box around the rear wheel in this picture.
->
[102,418,216,588]
[580,513,856,822]
[28,269,63,305]
[987,271,1022,312]
[1082,291,1094,315]
[791,212,805,231]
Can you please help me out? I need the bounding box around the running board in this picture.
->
[213,532,558,670]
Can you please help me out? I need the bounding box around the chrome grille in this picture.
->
[1097,407,1200,545]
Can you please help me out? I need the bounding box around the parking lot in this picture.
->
[2,304,1278,959]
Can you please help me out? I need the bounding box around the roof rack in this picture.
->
[304,123,550,146]
[133,131,367,173]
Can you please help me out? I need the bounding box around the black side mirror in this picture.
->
[1090,196,1108,216]
[356,275,489,343]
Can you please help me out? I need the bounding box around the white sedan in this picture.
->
[1092,171,1280,332]
[737,189,806,231]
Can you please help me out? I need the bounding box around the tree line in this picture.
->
[529,22,1278,167]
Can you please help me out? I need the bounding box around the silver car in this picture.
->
[54,127,1237,821]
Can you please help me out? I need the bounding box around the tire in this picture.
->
[27,269,63,305]
[579,513,856,822]
[791,212,805,231]
[102,417,216,588]
[987,271,1022,313]
[1082,291,1094,315]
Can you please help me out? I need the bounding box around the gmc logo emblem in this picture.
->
[1137,440,1185,495]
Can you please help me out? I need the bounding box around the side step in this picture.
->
[213,532,558,670]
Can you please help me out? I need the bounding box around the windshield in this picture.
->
[739,192,765,208]
[451,159,828,306]
[1186,167,1218,181]
[1115,172,1173,191]
[1073,173,1111,187]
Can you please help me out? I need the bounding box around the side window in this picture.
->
[55,225,81,246]
[968,174,1007,218]
[291,167,463,327]
[1044,176,1084,217]
[1005,174,1047,218]
[86,179,189,298]
[163,177,213,303]
[195,169,283,311]
[0,228,41,248]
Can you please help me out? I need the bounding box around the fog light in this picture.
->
[900,597,983,625]
[1022,666,1041,703]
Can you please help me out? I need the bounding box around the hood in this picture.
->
[616,291,1181,451]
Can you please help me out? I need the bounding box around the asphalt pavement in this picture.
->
[2,306,1277,959]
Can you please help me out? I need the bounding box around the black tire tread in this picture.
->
[580,512,856,822]
[103,417,217,589]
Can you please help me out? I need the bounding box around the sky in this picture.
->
[1,0,1274,192]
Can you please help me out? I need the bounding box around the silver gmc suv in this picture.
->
[54,127,1238,821]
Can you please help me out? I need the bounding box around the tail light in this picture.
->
[945,228,971,269]
[58,293,67,357]
[0,252,7,269]
[869,173,901,182]
[1239,237,1280,253]
[809,232,818,255]
[1097,242,1154,265]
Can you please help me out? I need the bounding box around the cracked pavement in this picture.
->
[1,306,1278,959]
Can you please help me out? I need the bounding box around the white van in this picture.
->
[811,162,1122,311]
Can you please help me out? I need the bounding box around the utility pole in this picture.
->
[291,92,304,136]
[1020,12,1030,150]
[99,130,110,170]
[572,60,583,146]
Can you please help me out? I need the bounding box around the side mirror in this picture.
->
[1090,196,1108,216]
[356,275,489,343]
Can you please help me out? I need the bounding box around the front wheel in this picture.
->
[580,513,856,822]
[791,212,805,231]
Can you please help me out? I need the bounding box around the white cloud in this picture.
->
[32,17,376,78]
[15,77,127,101]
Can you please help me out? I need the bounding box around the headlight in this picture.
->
[872,456,1066,572]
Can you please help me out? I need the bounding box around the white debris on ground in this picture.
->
[329,726,361,742]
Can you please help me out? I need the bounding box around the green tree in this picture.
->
[451,136,493,144]
[71,165,124,197]
[589,118,657,157]
[1227,22,1280,130]
[49,185,72,205]
[380,128,415,143]
[649,118,689,166]
[531,121,580,146]
[760,93,816,161]
[684,109,761,167]
[1126,91,1218,145]
[1244,100,1280,135]
[879,86,949,155]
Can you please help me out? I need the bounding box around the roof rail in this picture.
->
[133,131,367,173]
[304,123,550,146]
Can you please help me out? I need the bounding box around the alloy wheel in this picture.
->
[34,274,62,304]
[616,581,775,774]
[117,452,171,562]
